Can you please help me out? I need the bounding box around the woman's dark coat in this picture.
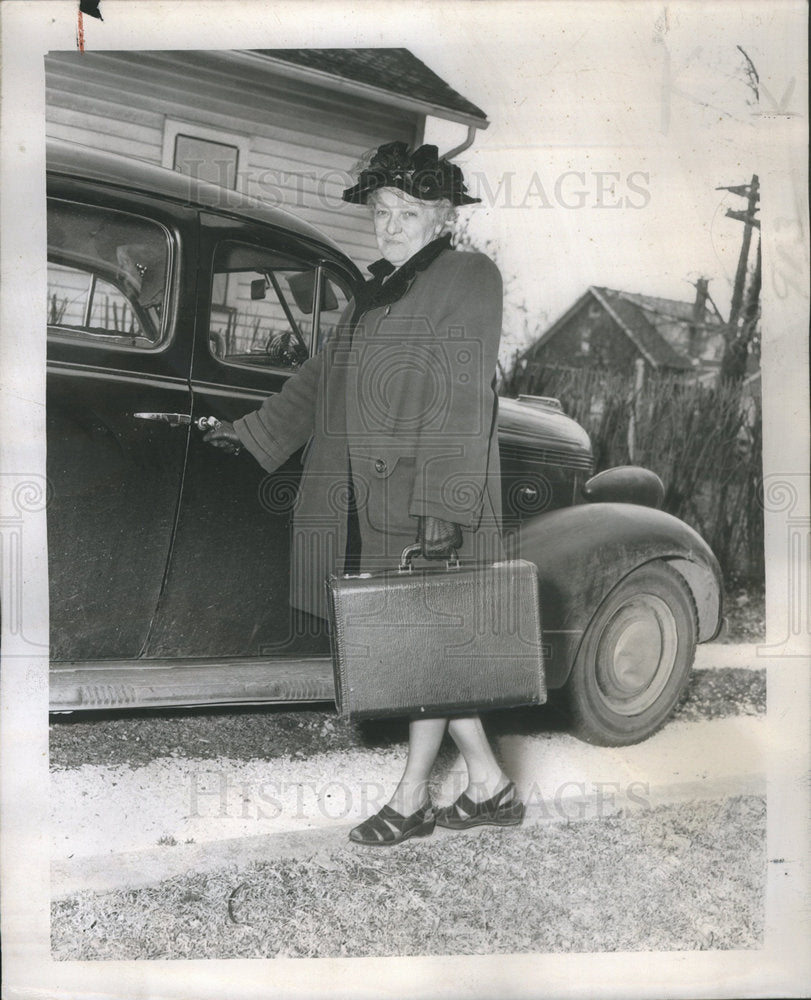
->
[235,245,504,620]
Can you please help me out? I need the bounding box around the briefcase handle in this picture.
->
[398,543,460,573]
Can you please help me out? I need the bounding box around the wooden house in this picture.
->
[518,284,726,380]
[44,48,488,268]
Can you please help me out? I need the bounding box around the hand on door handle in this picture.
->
[200,417,242,456]
[133,412,242,455]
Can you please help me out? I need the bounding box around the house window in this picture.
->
[163,121,252,306]
[173,134,240,189]
[162,119,251,189]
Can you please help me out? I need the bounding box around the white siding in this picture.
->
[45,51,419,271]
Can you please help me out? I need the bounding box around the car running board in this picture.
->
[49,655,335,713]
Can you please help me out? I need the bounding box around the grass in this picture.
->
[51,795,765,960]
[721,581,766,644]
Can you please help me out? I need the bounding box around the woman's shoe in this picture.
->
[348,802,436,846]
[435,781,524,830]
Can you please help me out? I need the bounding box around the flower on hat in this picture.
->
[342,142,480,206]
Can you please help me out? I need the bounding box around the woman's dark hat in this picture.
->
[342,141,480,206]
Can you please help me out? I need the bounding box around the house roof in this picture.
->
[616,290,717,324]
[252,48,489,128]
[525,285,727,371]
[592,287,696,370]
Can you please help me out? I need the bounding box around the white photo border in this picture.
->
[1,1,808,997]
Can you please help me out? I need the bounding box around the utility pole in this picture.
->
[716,175,760,381]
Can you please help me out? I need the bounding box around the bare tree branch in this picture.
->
[736,45,759,103]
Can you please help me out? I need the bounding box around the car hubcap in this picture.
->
[595,594,678,715]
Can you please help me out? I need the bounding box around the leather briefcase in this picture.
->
[326,545,546,720]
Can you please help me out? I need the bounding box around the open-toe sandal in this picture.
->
[348,802,436,846]
[436,781,524,830]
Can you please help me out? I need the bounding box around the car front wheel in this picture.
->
[563,561,697,746]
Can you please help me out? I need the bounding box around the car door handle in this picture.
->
[133,412,222,432]
[133,411,191,427]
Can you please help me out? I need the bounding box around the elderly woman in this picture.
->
[206,142,524,845]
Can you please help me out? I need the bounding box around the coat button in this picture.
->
[374,459,387,473]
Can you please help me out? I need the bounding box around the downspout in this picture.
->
[442,124,480,160]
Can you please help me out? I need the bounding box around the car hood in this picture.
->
[497,395,593,464]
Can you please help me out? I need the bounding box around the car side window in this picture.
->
[47,199,171,348]
[209,241,352,372]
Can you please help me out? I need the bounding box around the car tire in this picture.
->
[563,561,697,746]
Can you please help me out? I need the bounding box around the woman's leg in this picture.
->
[349,716,446,844]
[385,714,512,812]
[434,713,524,828]
[447,714,511,802]
[386,716,448,814]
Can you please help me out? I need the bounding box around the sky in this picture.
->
[408,3,784,353]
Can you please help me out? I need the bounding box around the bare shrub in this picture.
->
[506,363,763,585]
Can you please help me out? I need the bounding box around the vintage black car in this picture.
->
[46,140,722,745]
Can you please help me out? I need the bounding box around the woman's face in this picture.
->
[371,188,445,266]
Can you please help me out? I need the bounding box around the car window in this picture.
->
[47,199,171,348]
[209,241,352,372]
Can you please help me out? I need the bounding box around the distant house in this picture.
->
[518,283,726,379]
[44,48,488,268]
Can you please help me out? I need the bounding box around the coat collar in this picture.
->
[353,233,452,318]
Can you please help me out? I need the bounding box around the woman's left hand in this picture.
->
[417,516,463,559]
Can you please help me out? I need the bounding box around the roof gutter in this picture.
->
[442,125,479,160]
[224,50,490,131]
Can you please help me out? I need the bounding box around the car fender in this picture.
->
[511,502,723,688]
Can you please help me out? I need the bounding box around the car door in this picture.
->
[143,214,356,662]
[46,186,196,662]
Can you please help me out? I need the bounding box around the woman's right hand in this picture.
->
[202,419,242,455]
